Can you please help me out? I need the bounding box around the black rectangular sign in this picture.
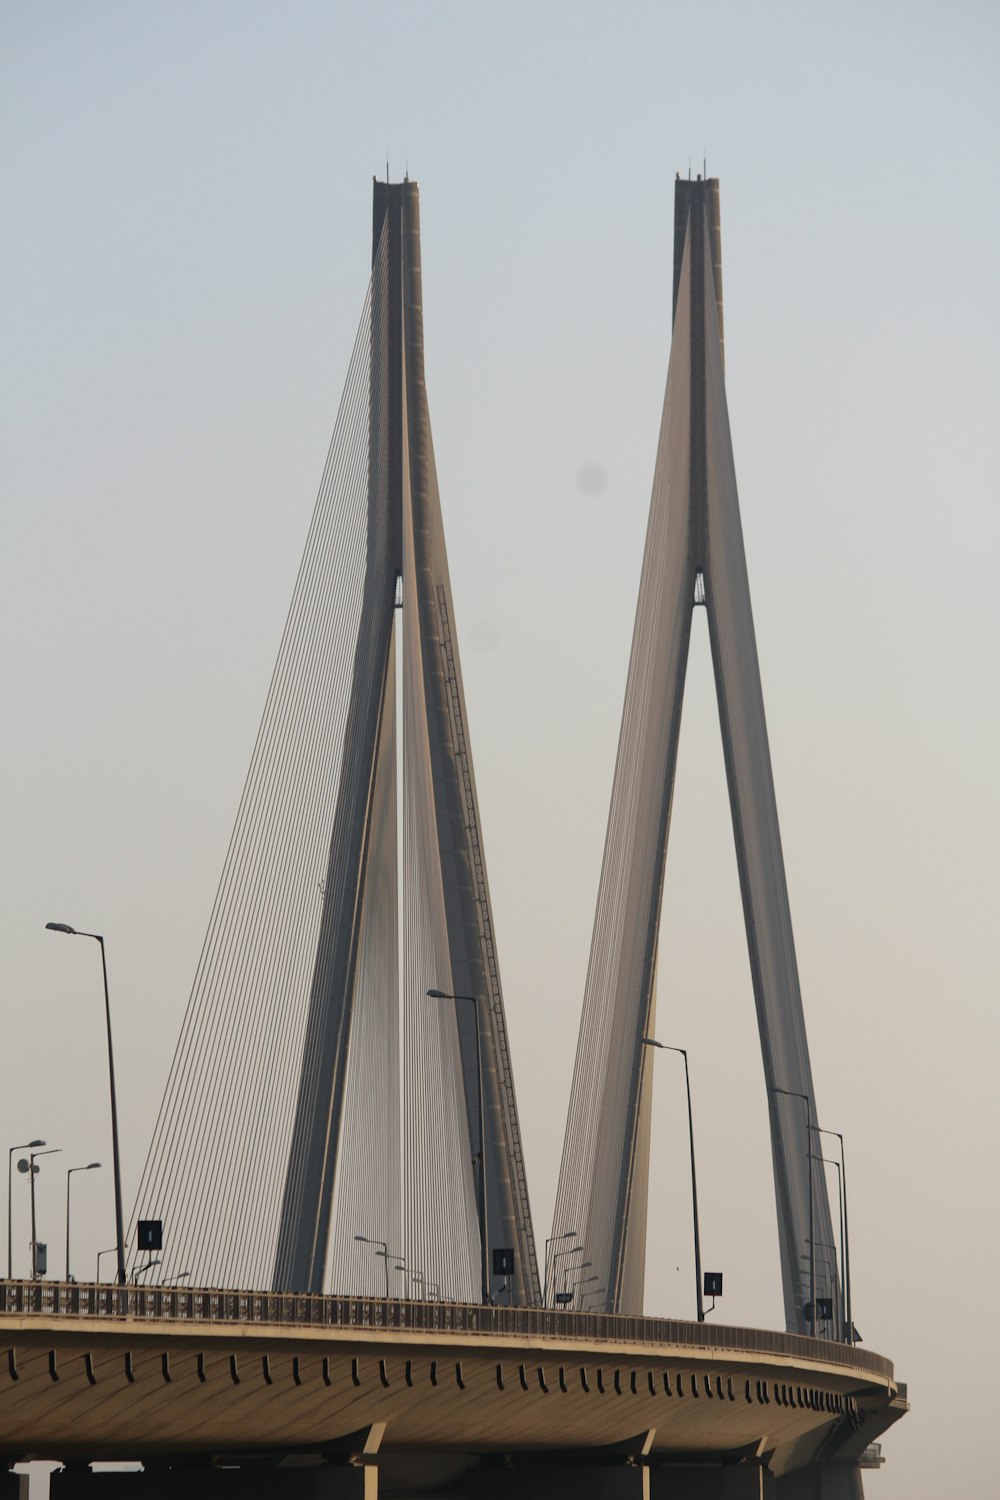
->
[137,1219,163,1251]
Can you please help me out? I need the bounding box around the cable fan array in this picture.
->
[131,220,480,1297]
[550,234,696,1314]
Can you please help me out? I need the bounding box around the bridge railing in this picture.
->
[0,1280,893,1382]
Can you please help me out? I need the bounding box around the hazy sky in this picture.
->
[2,4,998,1497]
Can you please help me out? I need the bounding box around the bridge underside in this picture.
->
[0,1314,903,1497]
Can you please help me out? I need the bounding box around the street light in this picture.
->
[800,1243,839,1337]
[811,1152,846,1342]
[812,1124,853,1342]
[643,1037,704,1322]
[543,1229,577,1307]
[427,989,489,1305]
[96,1246,118,1283]
[65,1162,101,1282]
[8,1139,44,1279]
[814,1240,840,1336]
[564,1259,591,1300]
[133,1258,161,1283]
[354,1235,390,1299]
[571,1273,598,1307]
[769,1085,815,1336]
[582,1285,606,1308]
[45,923,126,1287]
[551,1243,583,1304]
[18,1147,61,1278]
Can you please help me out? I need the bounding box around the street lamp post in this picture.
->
[801,1243,839,1337]
[8,1139,44,1279]
[643,1037,704,1322]
[813,1125,853,1342]
[96,1246,118,1283]
[563,1258,591,1302]
[19,1147,61,1278]
[65,1162,101,1282]
[770,1086,815,1336]
[45,924,126,1286]
[133,1258,161,1283]
[427,989,489,1304]
[543,1229,577,1307]
[551,1243,582,1304]
[572,1273,598,1307]
[811,1151,847,1342]
[354,1235,390,1299]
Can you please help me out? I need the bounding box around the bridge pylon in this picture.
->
[551,177,839,1333]
[131,181,538,1305]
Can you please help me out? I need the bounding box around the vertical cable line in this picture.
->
[138,328,377,1278]
[131,232,390,1287]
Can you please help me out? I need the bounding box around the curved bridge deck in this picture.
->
[0,1281,904,1489]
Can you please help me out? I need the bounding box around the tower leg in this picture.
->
[50,1469,376,1499]
[775,1462,864,1500]
[469,1463,648,1500]
[648,1461,775,1499]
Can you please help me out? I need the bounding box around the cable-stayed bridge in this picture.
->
[0,177,906,1499]
[128,180,537,1310]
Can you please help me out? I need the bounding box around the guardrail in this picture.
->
[0,1280,894,1383]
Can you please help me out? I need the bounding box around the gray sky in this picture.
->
[2,3,998,1496]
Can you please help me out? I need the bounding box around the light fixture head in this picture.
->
[45,922,76,935]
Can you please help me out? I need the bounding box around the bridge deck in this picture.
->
[0,1283,901,1479]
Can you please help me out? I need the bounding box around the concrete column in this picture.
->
[648,1463,775,1499]
[469,1462,648,1499]
[50,1468,375,1499]
[775,1463,864,1500]
[724,1464,776,1499]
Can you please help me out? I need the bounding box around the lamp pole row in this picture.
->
[354,1235,390,1299]
[543,1229,577,1307]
